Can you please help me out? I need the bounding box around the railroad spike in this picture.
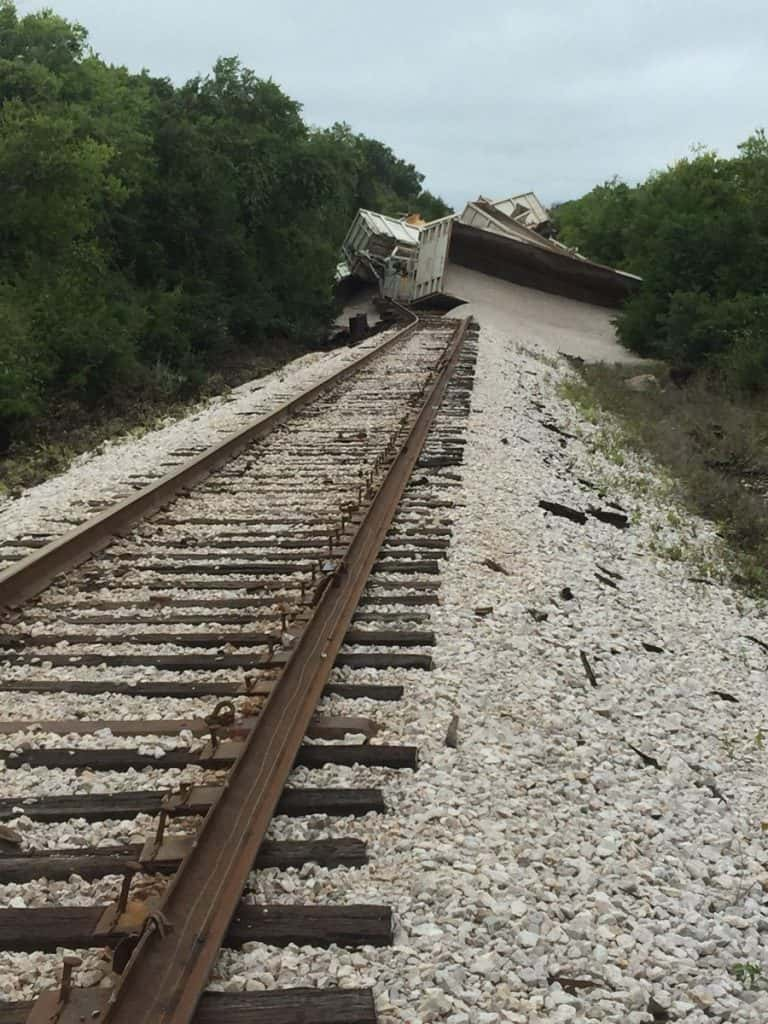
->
[116,863,140,917]
[59,955,81,1005]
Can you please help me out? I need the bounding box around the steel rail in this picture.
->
[0,311,418,610]
[83,316,469,1024]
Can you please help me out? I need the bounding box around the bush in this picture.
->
[553,136,768,391]
[0,290,41,449]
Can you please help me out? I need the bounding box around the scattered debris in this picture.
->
[540,420,577,442]
[710,690,738,703]
[577,477,605,496]
[580,650,598,687]
[527,609,549,623]
[482,557,510,576]
[587,506,630,529]
[627,743,661,769]
[539,499,587,525]
[445,714,459,749]
[743,634,768,654]
[595,572,619,590]
[596,564,623,580]
[548,974,602,995]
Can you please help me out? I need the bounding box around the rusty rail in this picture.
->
[62,317,467,1024]
[0,310,418,610]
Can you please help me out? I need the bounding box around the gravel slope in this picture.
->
[1,304,767,1021]
[211,320,768,1022]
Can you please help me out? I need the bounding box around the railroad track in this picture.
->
[0,323,411,572]
[0,312,478,1024]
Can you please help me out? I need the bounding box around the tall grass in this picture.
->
[564,363,768,596]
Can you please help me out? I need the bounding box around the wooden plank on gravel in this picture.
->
[37,613,267,626]
[0,714,377,741]
[384,536,449,548]
[0,787,385,823]
[226,904,392,948]
[0,677,406,698]
[2,743,418,772]
[0,651,432,670]
[0,838,368,883]
[60,596,292,610]
[335,652,433,669]
[194,990,377,1024]
[2,632,277,649]
[152,516,332,527]
[0,989,378,1024]
[159,539,325,551]
[3,629,431,649]
[372,559,439,574]
[365,578,439,590]
[360,593,438,606]
[343,629,435,647]
[326,683,403,701]
[351,611,429,623]
[116,562,309,575]
[0,653,269,669]
[0,903,392,952]
[0,678,274,698]
[86,578,294,592]
[298,744,417,770]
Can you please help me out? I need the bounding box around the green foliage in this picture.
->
[553,135,768,390]
[564,361,768,597]
[0,2,450,454]
[552,177,635,268]
[730,962,764,989]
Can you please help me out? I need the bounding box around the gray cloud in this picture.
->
[16,0,768,208]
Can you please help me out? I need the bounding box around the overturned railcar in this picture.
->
[338,193,640,311]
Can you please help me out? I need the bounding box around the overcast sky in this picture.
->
[16,0,768,209]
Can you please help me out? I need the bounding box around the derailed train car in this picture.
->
[338,192,640,311]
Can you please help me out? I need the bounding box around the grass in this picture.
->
[561,362,768,598]
[730,962,764,990]
[0,338,313,497]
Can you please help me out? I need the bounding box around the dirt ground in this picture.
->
[444,265,646,363]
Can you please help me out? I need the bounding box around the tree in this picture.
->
[553,176,635,267]
[0,2,450,450]
[552,138,768,388]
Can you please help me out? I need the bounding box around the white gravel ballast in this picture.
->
[209,319,768,1022]
[1,305,767,1023]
